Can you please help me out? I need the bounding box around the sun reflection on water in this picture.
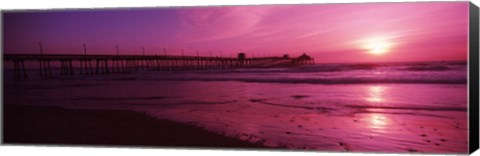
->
[366,113,390,134]
[363,86,391,134]
[366,86,385,103]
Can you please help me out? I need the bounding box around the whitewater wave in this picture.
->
[141,76,467,85]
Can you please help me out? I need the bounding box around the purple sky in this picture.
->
[3,2,469,63]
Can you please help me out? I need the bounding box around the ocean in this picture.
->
[3,61,468,153]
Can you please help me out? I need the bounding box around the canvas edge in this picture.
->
[1,9,5,145]
[0,1,476,155]
[469,1,480,154]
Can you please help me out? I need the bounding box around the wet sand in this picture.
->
[3,104,265,148]
[2,63,468,153]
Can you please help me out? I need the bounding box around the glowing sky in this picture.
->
[3,2,469,63]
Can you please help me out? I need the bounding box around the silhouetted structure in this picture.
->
[4,53,314,80]
[238,53,246,60]
[293,53,315,65]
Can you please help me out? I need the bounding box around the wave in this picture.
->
[190,62,466,74]
[248,99,466,119]
[5,61,466,85]
[403,65,450,71]
[249,99,333,111]
[71,96,176,101]
[154,77,467,85]
[193,64,383,74]
[346,105,467,112]
[296,63,464,72]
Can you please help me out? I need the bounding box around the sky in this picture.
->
[3,2,469,63]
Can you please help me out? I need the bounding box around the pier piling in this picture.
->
[4,53,314,80]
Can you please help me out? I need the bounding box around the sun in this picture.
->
[362,37,393,55]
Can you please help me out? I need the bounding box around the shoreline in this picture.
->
[3,104,266,149]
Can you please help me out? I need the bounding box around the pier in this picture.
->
[4,53,314,80]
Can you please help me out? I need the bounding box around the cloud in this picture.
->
[174,6,273,43]
[169,2,467,61]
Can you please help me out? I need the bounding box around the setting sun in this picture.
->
[362,37,393,55]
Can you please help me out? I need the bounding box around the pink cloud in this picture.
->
[174,6,274,44]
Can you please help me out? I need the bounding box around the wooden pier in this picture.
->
[4,53,314,79]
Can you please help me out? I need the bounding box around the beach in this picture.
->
[2,61,469,153]
[3,104,264,148]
